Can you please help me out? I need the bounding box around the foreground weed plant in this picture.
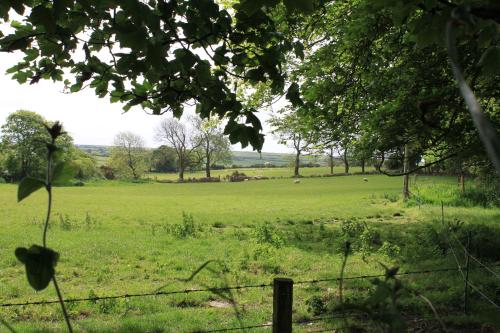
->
[14,122,74,332]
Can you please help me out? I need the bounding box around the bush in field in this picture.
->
[336,219,383,255]
[100,165,116,180]
[306,295,327,316]
[341,219,365,238]
[71,149,100,180]
[378,241,401,258]
[253,223,284,248]
[227,170,249,182]
[167,212,199,238]
[360,228,382,254]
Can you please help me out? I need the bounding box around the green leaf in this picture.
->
[293,42,304,60]
[235,0,267,15]
[30,5,56,33]
[18,177,45,202]
[195,62,211,85]
[283,0,315,13]
[52,162,75,185]
[286,82,303,106]
[15,245,59,291]
[479,46,500,76]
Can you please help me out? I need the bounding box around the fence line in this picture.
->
[449,231,500,281]
[294,267,459,285]
[0,283,272,308]
[445,227,500,311]
[0,267,469,308]
[193,323,273,332]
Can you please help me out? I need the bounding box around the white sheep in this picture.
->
[294,179,301,184]
[363,178,368,182]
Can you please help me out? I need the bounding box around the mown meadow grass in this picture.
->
[0,174,499,332]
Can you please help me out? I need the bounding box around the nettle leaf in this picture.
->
[15,245,59,291]
[52,161,75,185]
[18,177,45,202]
[479,46,500,76]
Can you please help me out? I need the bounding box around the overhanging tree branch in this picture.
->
[446,13,500,174]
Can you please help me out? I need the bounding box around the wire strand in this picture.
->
[192,323,273,332]
[449,232,500,281]
[2,265,498,308]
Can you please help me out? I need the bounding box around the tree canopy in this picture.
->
[0,0,498,169]
[0,0,315,150]
[0,110,73,180]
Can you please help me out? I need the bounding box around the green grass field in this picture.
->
[147,165,371,181]
[1,174,499,332]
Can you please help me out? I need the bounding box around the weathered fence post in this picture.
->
[273,278,293,333]
[464,231,471,314]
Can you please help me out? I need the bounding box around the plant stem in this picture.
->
[338,242,350,305]
[42,139,54,248]
[42,189,52,248]
[53,276,74,333]
[42,136,73,333]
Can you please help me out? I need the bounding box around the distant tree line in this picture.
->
[0,110,100,183]
[0,111,233,183]
[105,116,232,181]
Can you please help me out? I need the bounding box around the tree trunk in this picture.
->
[403,144,410,201]
[179,159,185,181]
[330,147,334,174]
[376,152,385,172]
[343,149,349,174]
[205,140,211,178]
[294,151,300,177]
[206,156,211,178]
[361,159,365,174]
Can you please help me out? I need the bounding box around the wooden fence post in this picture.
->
[273,278,293,333]
[464,231,471,314]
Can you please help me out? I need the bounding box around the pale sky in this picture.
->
[0,53,289,153]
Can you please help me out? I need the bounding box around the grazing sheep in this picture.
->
[363,178,368,182]
[294,179,301,184]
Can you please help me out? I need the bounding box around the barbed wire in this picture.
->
[445,228,500,311]
[192,323,272,332]
[294,267,458,285]
[0,282,272,308]
[2,265,498,309]
[449,231,500,281]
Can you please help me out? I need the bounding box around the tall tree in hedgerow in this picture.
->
[0,110,73,180]
[110,131,148,180]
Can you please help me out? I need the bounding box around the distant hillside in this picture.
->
[77,145,110,156]
[76,145,329,167]
[231,151,293,166]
